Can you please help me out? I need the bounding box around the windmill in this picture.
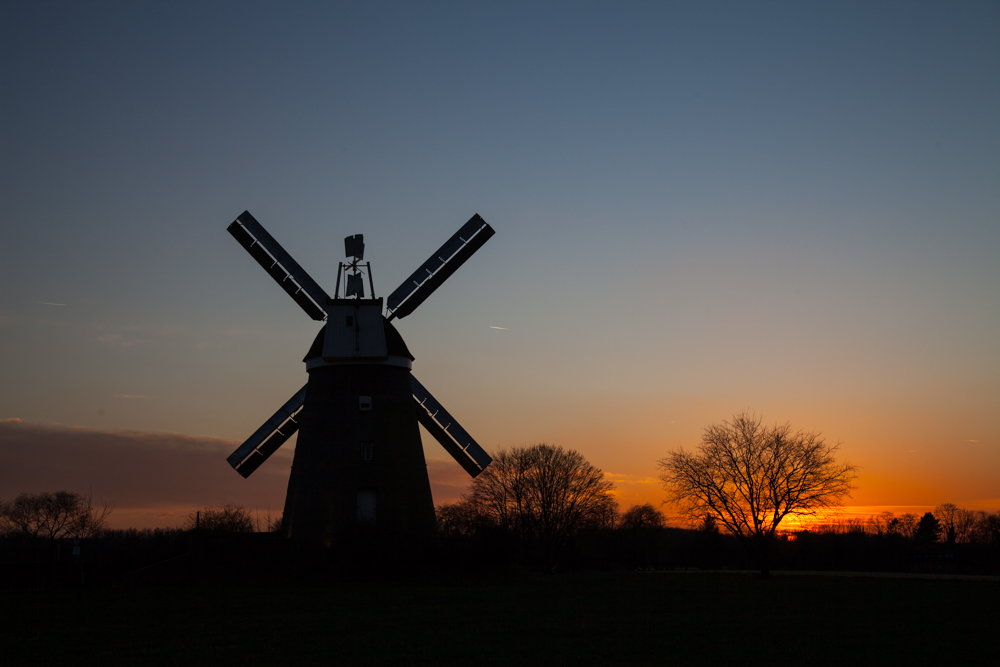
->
[223,210,495,547]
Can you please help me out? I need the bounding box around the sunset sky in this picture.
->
[2,1,998,528]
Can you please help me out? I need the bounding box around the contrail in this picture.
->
[38,302,66,306]
[489,326,510,330]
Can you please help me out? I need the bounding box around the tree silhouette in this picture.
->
[934,503,959,542]
[436,499,492,538]
[620,504,665,530]
[982,512,1000,545]
[698,514,720,534]
[915,512,940,543]
[185,504,255,533]
[896,512,919,538]
[658,410,858,576]
[0,491,113,540]
[619,504,666,569]
[461,443,617,563]
[929,503,987,544]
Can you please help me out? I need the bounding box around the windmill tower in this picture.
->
[223,211,495,548]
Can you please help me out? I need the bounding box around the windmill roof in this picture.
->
[303,317,414,363]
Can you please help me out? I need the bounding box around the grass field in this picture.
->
[2,571,997,666]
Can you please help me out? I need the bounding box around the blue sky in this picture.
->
[2,1,998,524]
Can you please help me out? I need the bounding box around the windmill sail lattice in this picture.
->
[386,214,494,320]
[227,211,329,320]
[226,385,307,478]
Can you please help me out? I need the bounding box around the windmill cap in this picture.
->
[303,317,414,363]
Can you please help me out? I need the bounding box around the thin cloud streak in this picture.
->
[37,302,66,306]
[489,326,510,330]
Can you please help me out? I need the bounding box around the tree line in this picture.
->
[810,504,1000,545]
[2,410,997,577]
[0,491,112,540]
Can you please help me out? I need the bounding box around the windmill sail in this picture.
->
[228,211,330,321]
[386,214,494,320]
[410,375,491,477]
[227,385,307,478]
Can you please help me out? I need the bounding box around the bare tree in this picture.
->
[588,496,622,530]
[981,512,1000,545]
[952,506,983,544]
[934,503,960,542]
[964,510,994,544]
[817,516,868,535]
[869,511,898,536]
[933,505,993,544]
[896,512,919,539]
[658,410,858,575]
[870,511,919,538]
[185,504,255,533]
[463,443,617,559]
[618,503,666,569]
[620,504,665,530]
[252,508,283,533]
[436,500,492,538]
[0,491,113,540]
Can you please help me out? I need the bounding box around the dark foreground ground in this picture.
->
[2,571,997,666]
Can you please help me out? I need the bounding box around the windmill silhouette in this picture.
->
[224,211,495,546]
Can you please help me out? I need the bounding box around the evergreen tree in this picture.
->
[914,512,940,543]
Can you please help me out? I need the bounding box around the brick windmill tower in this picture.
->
[223,211,495,548]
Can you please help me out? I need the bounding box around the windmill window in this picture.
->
[345,316,354,327]
[361,441,374,461]
[359,396,372,411]
[357,490,376,525]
